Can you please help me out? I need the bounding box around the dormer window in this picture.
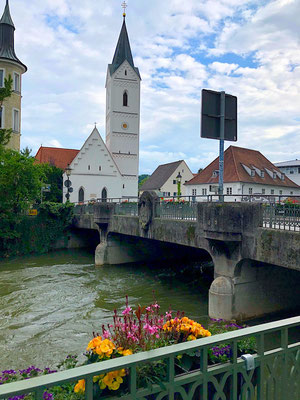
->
[280,174,285,180]
[251,170,255,177]
[212,170,219,178]
[273,172,276,179]
[123,91,128,107]
[261,171,265,178]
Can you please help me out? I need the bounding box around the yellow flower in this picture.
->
[187,334,196,341]
[86,336,102,351]
[122,349,133,356]
[110,381,120,391]
[74,379,85,394]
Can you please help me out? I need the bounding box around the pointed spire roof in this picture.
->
[0,1,14,28]
[0,0,27,71]
[109,18,140,79]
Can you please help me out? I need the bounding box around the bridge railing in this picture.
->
[115,202,138,216]
[0,316,299,400]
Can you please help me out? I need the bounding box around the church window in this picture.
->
[13,72,20,92]
[78,188,84,203]
[123,184,125,189]
[88,165,91,170]
[101,187,107,202]
[123,91,128,107]
[99,166,101,171]
[0,69,4,87]
[13,109,20,132]
[125,70,127,76]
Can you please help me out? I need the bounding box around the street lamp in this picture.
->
[176,172,182,200]
[64,164,72,202]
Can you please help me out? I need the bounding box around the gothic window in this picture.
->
[101,187,107,202]
[123,91,128,107]
[78,188,84,203]
[125,70,127,76]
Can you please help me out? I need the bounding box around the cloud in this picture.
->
[7,0,299,174]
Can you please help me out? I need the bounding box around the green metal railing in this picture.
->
[1,317,299,399]
[263,204,300,231]
[156,201,197,221]
[114,202,138,216]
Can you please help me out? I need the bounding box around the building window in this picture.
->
[261,171,265,178]
[290,170,294,174]
[298,167,300,174]
[192,189,197,196]
[279,190,283,195]
[173,180,176,184]
[0,69,4,87]
[271,189,274,195]
[202,188,207,195]
[78,188,84,203]
[125,70,127,76]
[212,170,219,178]
[249,188,253,194]
[290,191,294,195]
[226,187,232,195]
[99,166,101,171]
[251,170,255,177]
[88,165,91,170]
[13,109,20,132]
[13,72,20,92]
[101,187,107,202]
[123,91,128,107]
[173,192,176,196]
[262,188,265,194]
[273,173,277,179]
[0,106,4,128]
[123,184,125,189]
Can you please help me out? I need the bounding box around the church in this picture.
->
[36,6,141,202]
[63,10,141,203]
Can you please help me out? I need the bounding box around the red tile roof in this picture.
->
[35,146,79,170]
[185,146,299,188]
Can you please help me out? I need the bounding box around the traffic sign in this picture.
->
[64,180,72,188]
[201,89,237,141]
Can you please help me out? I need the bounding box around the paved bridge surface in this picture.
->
[73,192,300,321]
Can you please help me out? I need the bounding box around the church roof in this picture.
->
[0,0,27,71]
[185,146,300,188]
[35,147,79,170]
[109,18,140,79]
[140,160,184,191]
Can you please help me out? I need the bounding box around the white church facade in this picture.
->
[62,15,141,203]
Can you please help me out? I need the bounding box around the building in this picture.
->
[0,0,27,151]
[185,146,300,200]
[64,12,141,203]
[35,146,79,170]
[140,160,194,197]
[274,160,300,186]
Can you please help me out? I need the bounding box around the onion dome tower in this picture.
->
[0,0,27,151]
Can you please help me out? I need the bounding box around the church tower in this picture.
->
[0,0,27,151]
[105,6,141,196]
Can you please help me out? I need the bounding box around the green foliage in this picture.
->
[0,75,13,146]
[138,174,150,188]
[38,163,64,203]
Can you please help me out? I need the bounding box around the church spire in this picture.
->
[0,0,27,71]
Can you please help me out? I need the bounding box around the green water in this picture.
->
[0,250,211,371]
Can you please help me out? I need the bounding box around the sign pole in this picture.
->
[219,91,225,202]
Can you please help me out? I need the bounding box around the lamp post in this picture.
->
[65,164,72,202]
[176,172,182,200]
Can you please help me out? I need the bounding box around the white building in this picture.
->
[140,160,194,197]
[185,146,300,201]
[60,15,141,203]
[274,160,300,186]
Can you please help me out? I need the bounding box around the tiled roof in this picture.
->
[35,147,79,170]
[185,146,299,188]
[140,160,183,191]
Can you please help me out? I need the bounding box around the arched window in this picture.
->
[123,91,128,107]
[101,187,107,202]
[78,188,84,203]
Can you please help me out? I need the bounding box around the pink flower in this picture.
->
[146,306,151,312]
[122,306,132,315]
[102,330,111,339]
[153,303,160,309]
[156,334,160,339]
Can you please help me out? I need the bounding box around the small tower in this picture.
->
[0,0,27,151]
[105,4,141,196]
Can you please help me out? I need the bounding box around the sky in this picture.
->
[7,0,300,174]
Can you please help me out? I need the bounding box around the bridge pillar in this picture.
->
[209,259,300,321]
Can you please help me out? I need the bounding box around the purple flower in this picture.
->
[43,392,53,400]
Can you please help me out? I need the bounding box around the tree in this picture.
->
[38,163,63,203]
[0,75,13,146]
[139,174,150,189]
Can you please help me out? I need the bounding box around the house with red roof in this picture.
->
[35,147,79,170]
[185,146,300,201]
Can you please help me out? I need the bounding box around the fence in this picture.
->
[0,316,299,400]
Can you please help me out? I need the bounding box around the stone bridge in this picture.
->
[72,192,300,321]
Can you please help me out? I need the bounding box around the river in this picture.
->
[0,250,212,371]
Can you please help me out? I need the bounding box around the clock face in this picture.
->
[122,122,128,130]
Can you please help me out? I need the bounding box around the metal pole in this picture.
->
[219,91,225,202]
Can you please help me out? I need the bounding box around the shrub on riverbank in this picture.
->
[0,202,73,258]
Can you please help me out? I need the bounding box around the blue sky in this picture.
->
[8,0,300,174]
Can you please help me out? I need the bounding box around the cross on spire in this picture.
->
[122,1,127,18]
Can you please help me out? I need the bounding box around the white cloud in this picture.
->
[5,0,299,174]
